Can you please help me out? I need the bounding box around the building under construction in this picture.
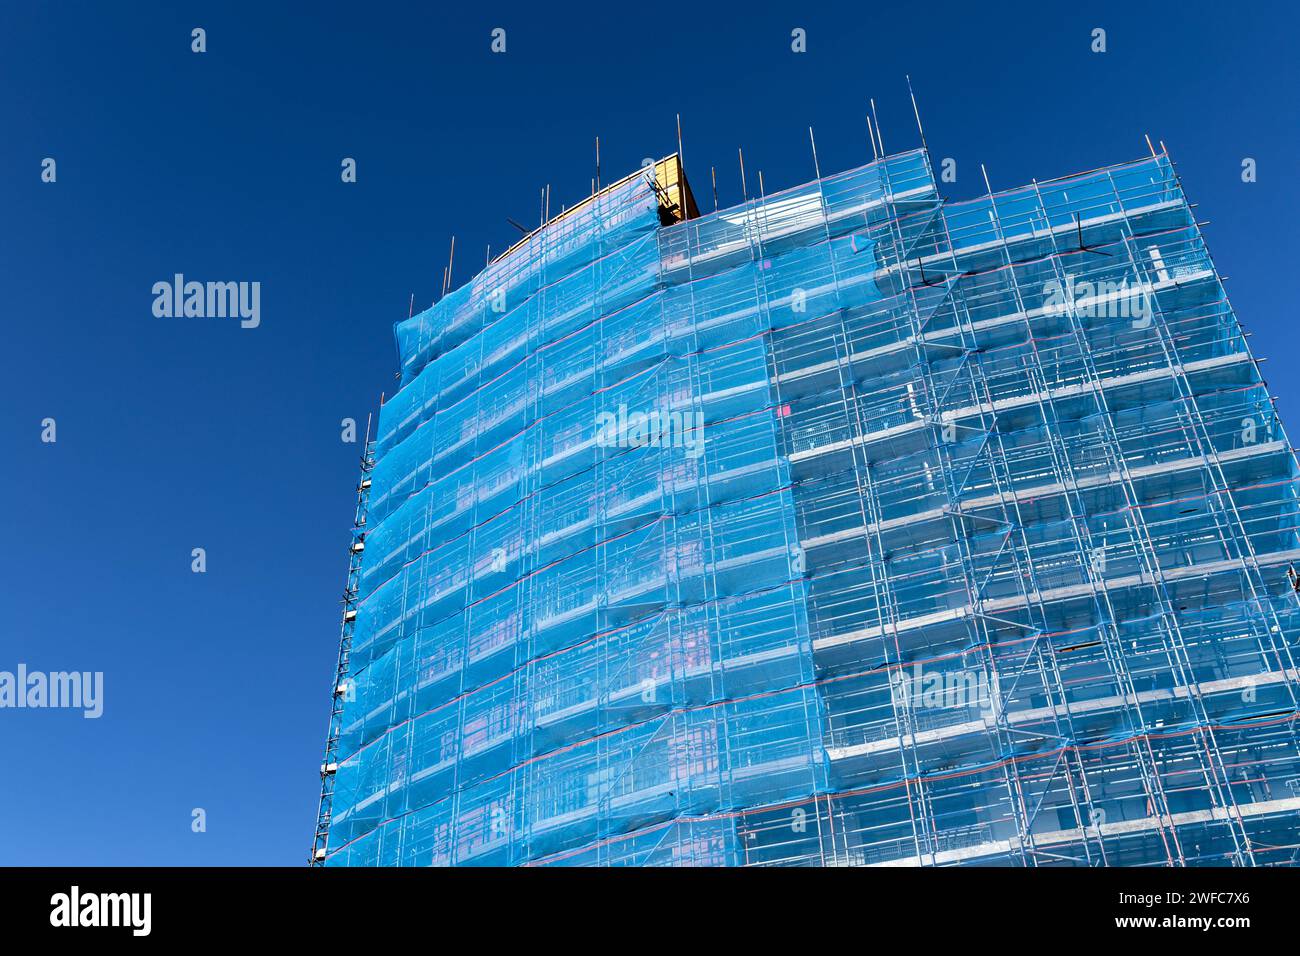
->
[312,136,1300,866]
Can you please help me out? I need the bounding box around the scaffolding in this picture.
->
[314,142,1300,866]
[312,416,375,864]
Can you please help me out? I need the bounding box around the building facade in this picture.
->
[314,145,1300,866]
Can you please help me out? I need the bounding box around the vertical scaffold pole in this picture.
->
[310,412,377,866]
[906,74,930,156]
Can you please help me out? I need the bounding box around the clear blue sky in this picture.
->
[2,1,1296,865]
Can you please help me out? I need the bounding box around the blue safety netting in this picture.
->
[323,147,1300,867]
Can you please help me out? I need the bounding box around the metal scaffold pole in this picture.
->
[311,412,376,865]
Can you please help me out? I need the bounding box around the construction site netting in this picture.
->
[321,146,1300,866]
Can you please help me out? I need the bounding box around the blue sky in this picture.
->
[2,1,1296,865]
